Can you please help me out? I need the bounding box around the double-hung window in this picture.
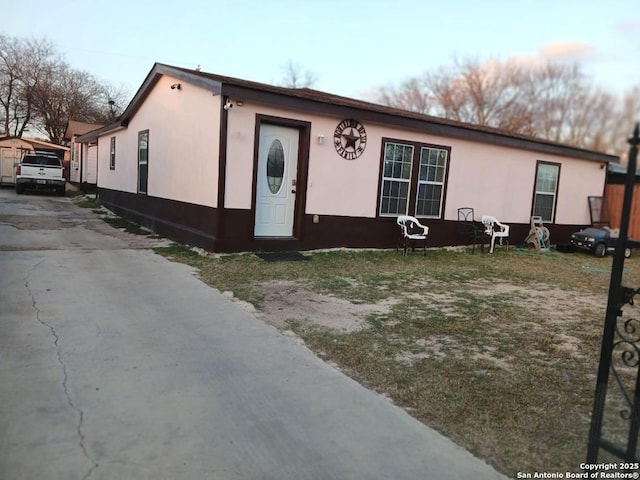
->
[532,161,560,222]
[138,130,149,194]
[379,139,450,218]
[416,147,447,217]
[380,142,414,216]
[109,137,116,170]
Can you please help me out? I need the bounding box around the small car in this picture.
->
[569,227,632,258]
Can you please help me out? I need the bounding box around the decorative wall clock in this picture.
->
[333,119,367,160]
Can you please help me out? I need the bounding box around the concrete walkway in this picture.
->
[0,189,508,480]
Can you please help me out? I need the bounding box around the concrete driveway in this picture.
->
[0,187,507,480]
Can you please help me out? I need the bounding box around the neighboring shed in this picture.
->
[64,120,104,188]
[0,136,69,185]
[77,63,617,253]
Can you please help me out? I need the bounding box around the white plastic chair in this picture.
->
[397,215,429,256]
[481,215,510,253]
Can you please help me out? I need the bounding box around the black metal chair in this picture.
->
[457,207,489,254]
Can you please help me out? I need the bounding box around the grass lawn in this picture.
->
[153,243,640,476]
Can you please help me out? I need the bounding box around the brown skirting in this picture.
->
[97,188,587,253]
[219,212,586,252]
[97,188,218,250]
[69,181,97,193]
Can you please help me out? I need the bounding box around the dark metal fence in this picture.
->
[587,124,640,463]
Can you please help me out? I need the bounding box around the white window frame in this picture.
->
[379,142,414,217]
[415,147,448,219]
[532,161,560,222]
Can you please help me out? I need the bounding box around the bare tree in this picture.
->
[0,34,130,143]
[99,82,129,122]
[377,56,640,155]
[524,62,582,143]
[383,58,536,134]
[0,35,55,137]
[31,62,128,143]
[604,85,640,161]
[379,76,432,114]
[279,59,318,89]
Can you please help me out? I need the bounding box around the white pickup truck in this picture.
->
[15,152,66,195]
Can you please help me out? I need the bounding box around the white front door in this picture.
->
[254,124,299,237]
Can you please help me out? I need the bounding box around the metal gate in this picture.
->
[587,124,640,464]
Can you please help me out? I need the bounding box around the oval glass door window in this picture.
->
[266,139,285,194]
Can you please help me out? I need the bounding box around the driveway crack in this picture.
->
[25,261,99,479]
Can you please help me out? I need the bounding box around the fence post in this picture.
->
[587,124,640,462]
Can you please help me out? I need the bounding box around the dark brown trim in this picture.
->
[295,121,311,240]
[250,118,261,240]
[97,186,586,253]
[250,114,312,243]
[531,160,561,223]
[97,187,218,250]
[218,207,587,253]
[221,83,616,164]
[376,137,451,220]
[216,96,229,245]
[375,140,389,218]
[440,146,452,220]
[80,62,616,165]
[79,182,97,193]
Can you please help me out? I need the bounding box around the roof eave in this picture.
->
[118,63,223,125]
[74,61,620,164]
[76,123,124,143]
[221,83,619,164]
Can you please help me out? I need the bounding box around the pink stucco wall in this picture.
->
[226,104,380,217]
[93,76,606,228]
[226,101,606,225]
[97,75,221,207]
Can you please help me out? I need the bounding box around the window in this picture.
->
[380,142,414,216]
[416,147,448,217]
[266,139,285,194]
[379,139,449,218]
[138,130,149,194]
[109,137,116,170]
[532,161,560,222]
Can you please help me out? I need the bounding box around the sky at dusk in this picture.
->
[4,0,640,102]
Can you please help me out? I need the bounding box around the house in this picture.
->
[76,63,617,252]
[0,137,69,185]
[64,120,104,188]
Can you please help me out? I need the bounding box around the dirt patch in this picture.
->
[254,276,606,376]
[256,280,397,332]
[256,278,605,336]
